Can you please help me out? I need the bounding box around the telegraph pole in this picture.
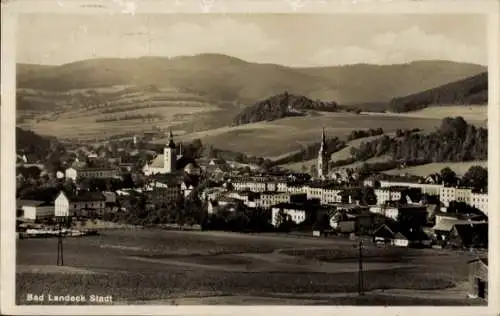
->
[358,239,364,295]
[56,219,64,266]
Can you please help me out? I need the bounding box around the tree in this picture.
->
[462,165,488,191]
[440,167,457,186]
[361,186,377,205]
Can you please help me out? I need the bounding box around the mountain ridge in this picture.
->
[17,54,486,106]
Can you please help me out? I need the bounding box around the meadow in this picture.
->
[16,229,485,305]
[155,112,448,158]
[282,133,396,172]
[17,88,224,141]
[384,161,488,177]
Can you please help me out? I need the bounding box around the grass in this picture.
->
[154,112,446,158]
[384,161,488,177]
[16,229,483,305]
[282,132,396,171]
[364,105,487,122]
[17,88,224,141]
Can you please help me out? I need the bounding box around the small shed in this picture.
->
[372,224,395,244]
[392,232,409,247]
[468,257,488,300]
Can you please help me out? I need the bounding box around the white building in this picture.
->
[142,129,177,176]
[22,203,55,221]
[379,180,442,195]
[470,192,488,215]
[55,191,106,218]
[369,205,400,220]
[439,187,488,215]
[369,204,427,221]
[64,167,119,181]
[375,187,405,205]
[271,203,307,226]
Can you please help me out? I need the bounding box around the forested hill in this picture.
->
[388,72,487,113]
[232,92,339,125]
[16,128,61,162]
[349,117,487,164]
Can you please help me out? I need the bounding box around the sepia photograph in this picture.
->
[1,0,499,315]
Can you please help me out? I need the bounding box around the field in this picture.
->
[16,87,238,141]
[384,161,488,177]
[153,112,451,158]
[16,229,486,305]
[363,105,487,122]
[282,133,396,171]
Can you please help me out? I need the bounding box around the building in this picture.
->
[258,192,303,209]
[392,232,410,247]
[54,191,106,218]
[379,179,442,195]
[375,187,404,205]
[468,258,488,300]
[19,201,55,221]
[369,203,428,224]
[317,128,329,180]
[372,224,396,245]
[470,192,488,215]
[448,223,488,249]
[271,203,308,226]
[142,129,177,176]
[65,166,119,181]
[439,187,488,215]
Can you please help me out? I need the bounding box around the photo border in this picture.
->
[2,0,499,315]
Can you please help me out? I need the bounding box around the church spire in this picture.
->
[167,128,176,148]
[317,127,329,180]
[320,127,326,151]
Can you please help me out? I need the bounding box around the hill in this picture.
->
[232,92,340,125]
[388,72,487,112]
[16,127,60,162]
[17,55,486,109]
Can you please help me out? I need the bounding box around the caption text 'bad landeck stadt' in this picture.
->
[13,11,490,306]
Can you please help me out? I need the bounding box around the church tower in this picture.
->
[163,128,177,173]
[317,128,329,180]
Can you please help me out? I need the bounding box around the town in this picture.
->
[16,126,488,252]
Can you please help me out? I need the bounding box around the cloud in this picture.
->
[148,18,281,61]
[310,25,486,66]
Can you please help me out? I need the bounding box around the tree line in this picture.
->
[95,113,164,123]
[348,117,487,164]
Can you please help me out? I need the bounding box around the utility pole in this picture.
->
[56,218,64,266]
[358,239,364,295]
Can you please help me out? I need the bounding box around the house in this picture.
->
[369,203,428,226]
[65,166,120,181]
[336,220,356,238]
[468,258,488,300]
[17,200,54,221]
[425,173,442,184]
[207,200,219,214]
[375,187,406,205]
[54,191,106,218]
[102,191,117,204]
[392,232,409,247]
[271,203,308,226]
[448,223,488,249]
[470,192,488,215]
[373,224,396,244]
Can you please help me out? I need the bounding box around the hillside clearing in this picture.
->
[362,105,487,122]
[384,161,488,177]
[156,112,444,158]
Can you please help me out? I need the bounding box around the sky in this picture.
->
[17,13,487,67]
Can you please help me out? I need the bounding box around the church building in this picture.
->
[317,128,329,180]
[143,129,182,176]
